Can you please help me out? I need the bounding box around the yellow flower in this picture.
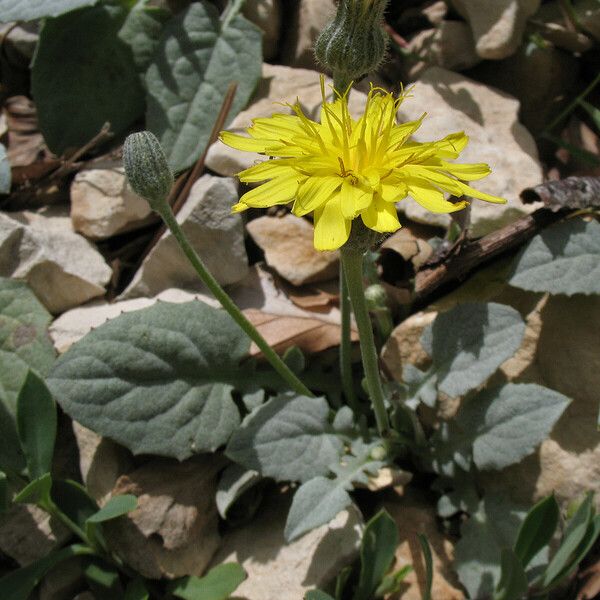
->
[220,80,506,251]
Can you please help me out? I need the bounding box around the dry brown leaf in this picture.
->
[288,288,338,311]
[243,307,357,356]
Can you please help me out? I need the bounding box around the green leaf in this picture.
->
[455,383,570,471]
[52,479,99,531]
[0,0,97,21]
[216,463,261,519]
[84,559,123,598]
[118,0,171,73]
[417,534,433,600]
[493,549,528,600]
[0,543,93,600]
[13,472,52,506]
[0,143,10,194]
[146,1,262,171]
[124,578,150,600]
[226,394,343,483]
[513,495,559,568]
[16,371,56,480]
[509,218,600,296]
[541,492,594,587]
[374,565,413,598]
[0,470,8,512]
[354,509,398,600]
[421,303,525,398]
[87,494,137,524]
[0,278,55,473]
[31,5,144,155]
[284,476,352,542]
[169,563,246,600]
[454,495,543,600]
[48,301,251,460]
[579,99,600,131]
[305,591,336,600]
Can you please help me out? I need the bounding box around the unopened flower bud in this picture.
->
[365,284,388,312]
[123,131,173,211]
[315,0,389,82]
[370,445,387,461]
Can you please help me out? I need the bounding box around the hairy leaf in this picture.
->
[456,383,570,471]
[32,5,144,155]
[146,1,262,171]
[0,0,96,21]
[421,303,525,398]
[48,301,252,459]
[509,218,600,295]
[169,563,246,600]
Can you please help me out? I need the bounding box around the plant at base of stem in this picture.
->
[123,131,314,398]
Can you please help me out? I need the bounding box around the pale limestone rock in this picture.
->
[0,208,111,314]
[423,1,448,26]
[386,489,465,600]
[407,21,480,76]
[70,161,155,240]
[72,422,134,505]
[206,63,367,177]
[210,489,362,599]
[50,289,218,354]
[122,175,248,299]
[247,214,339,286]
[280,0,336,69]
[398,67,543,236]
[0,504,69,566]
[243,0,281,61]
[452,0,541,59]
[104,456,224,579]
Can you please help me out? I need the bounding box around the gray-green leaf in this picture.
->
[509,218,600,296]
[422,302,525,398]
[456,383,570,471]
[284,477,352,542]
[226,394,343,483]
[31,5,144,155]
[48,301,250,459]
[145,1,262,172]
[0,0,96,21]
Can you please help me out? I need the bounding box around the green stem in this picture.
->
[543,70,600,134]
[222,0,246,28]
[339,266,359,411]
[340,247,390,437]
[157,205,314,398]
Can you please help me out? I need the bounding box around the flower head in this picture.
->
[221,80,506,251]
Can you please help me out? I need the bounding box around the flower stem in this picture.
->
[340,247,390,437]
[157,205,315,398]
[339,266,358,409]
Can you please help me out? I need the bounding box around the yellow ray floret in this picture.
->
[220,77,506,251]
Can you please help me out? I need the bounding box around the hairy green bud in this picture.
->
[123,131,174,211]
[315,0,389,83]
[365,284,388,312]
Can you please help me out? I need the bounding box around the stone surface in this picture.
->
[407,21,480,77]
[122,175,248,299]
[50,289,218,354]
[452,0,541,59]
[206,63,368,177]
[279,0,336,69]
[247,214,339,286]
[398,67,543,236]
[72,422,134,505]
[243,0,281,61]
[0,503,69,566]
[104,456,224,580]
[0,207,112,314]
[382,258,600,510]
[470,44,580,135]
[386,489,465,600]
[210,489,362,599]
[70,160,156,240]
